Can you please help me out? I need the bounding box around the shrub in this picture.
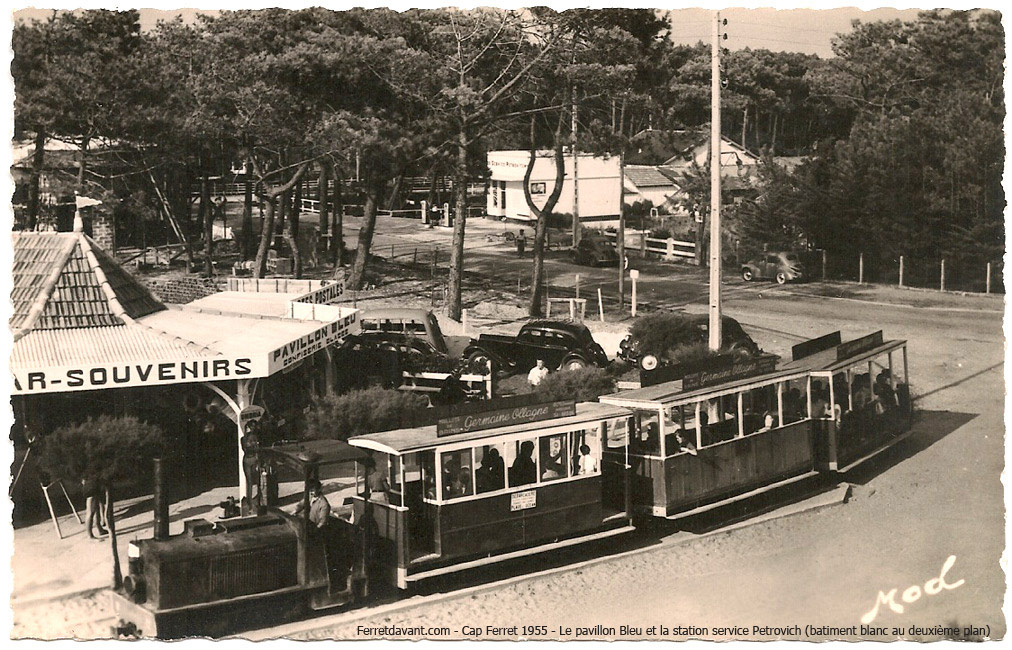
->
[531,366,617,402]
[628,312,699,357]
[663,341,719,366]
[305,387,430,440]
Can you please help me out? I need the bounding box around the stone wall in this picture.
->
[144,275,226,305]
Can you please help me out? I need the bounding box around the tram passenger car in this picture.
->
[600,357,819,518]
[779,330,912,472]
[345,400,635,588]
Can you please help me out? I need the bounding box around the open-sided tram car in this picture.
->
[779,330,912,472]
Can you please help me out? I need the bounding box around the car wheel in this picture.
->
[640,354,659,371]
[562,357,587,371]
[742,268,754,281]
[776,272,787,285]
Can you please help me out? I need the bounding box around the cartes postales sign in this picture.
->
[437,399,576,437]
[295,281,345,305]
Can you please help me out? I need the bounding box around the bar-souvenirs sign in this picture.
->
[437,399,576,437]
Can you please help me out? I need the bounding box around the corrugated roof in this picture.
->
[10,325,213,369]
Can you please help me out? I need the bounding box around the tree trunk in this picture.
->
[254,197,276,278]
[741,105,748,149]
[292,181,302,241]
[242,161,254,260]
[106,487,122,590]
[285,194,303,279]
[385,171,405,211]
[201,175,213,277]
[333,175,344,270]
[26,128,45,230]
[523,117,567,318]
[348,184,381,290]
[771,111,779,154]
[318,161,330,238]
[447,126,469,321]
[77,135,89,191]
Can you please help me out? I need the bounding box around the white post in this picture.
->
[597,288,605,322]
[899,255,904,287]
[575,274,580,300]
[736,391,744,438]
[859,252,864,284]
[236,380,251,502]
[986,262,992,294]
[708,11,723,352]
[572,90,581,248]
[421,200,428,225]
[630,269,639,317]
[777,382,784,426]
[806,376,813,418]
[940,258,946,291]
[695,401,703,449]
[443,202,450,227]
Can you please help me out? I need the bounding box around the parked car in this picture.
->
[619,313,763,371]
[741,251,804,284]
[359,308,470,359]
[462,320,609,374]
[335,331,460,391]
[571,231,620,267]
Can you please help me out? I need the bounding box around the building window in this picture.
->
[530,182,546,195]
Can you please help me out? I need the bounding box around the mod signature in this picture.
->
[861,555,965,625]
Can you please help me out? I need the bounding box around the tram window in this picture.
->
[474,443,506,494]
[743,385,776,435]
[539,434,568,481]
[571,428,601,475]
[783,378,807,423]
[631,412,660,456]
[664,406,695,456]
[418,452,436,501]
[605,418,629,448]
[506,438,538,487]
[440,449,474,500]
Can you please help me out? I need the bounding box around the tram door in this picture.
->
[601,418,630,513]
[403,451,437,558]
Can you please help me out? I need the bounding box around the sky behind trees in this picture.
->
[12,6,928,57]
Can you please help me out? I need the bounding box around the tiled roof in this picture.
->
[10,231,166,338]
[625,165,679,188]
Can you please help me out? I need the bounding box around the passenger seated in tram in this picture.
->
[756,410,775,432]
[671,430,697,456]
[475,447,505,493]
[811,384,830,419]
[633,421,660,455]
[874,371,896,410]
[446,467,472,498]
[576,444,599,474]
[509,441,537,487]
[784,387,804,422]
[540,435,567,480]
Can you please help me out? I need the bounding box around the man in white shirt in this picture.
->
[528,359,549,387]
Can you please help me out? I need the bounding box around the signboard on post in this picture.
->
[792,331,842,361]
[836,330,884,362]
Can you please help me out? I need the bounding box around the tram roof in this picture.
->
[599,367,807,409]
[780,339,906,375]
[348,401,629,455]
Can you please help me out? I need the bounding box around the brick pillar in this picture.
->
[91,212,115,252]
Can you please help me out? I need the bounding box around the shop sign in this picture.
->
[836,330,884,362]
[12,357,255,395]
[510,489,537,512]
[268,313,358,373]
[682,355,778,391]
[437,399,576,437]
[296,281,345,305]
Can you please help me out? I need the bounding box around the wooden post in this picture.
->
[986,262,992,294]
[575,274,580,300]
[821,249,827,281]
[940,258,946,291]
[413,248,418,265]
[597,288,604,322]
[858,252,864,284]
[630,269,639,318]
[899,255,904,287]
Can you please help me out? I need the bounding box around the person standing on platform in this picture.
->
[528,359,549,387]
[516,229,526,257]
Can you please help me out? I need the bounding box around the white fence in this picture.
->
[601,230,695,262]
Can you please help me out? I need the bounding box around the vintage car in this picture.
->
[741,251,804,284]
[359,308,470,359]
[462,320,609,374]
[571,231,620,267]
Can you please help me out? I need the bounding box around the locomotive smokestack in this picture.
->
[153,457,169,540]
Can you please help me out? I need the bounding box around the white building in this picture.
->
[486,150,621,225]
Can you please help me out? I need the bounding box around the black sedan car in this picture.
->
[619,313,763,371]
[571,231,620,267]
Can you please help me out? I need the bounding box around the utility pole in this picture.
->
[618,152,626,309]
[708,11,724,352]
[571,85,581,247]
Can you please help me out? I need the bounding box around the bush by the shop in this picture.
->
[304,387,430,440]
[37,415,165,590]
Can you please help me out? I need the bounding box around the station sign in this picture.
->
[681,355,778,391]
[836,330,884,362]
[437,398,576,437]
[792,331,842,361]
